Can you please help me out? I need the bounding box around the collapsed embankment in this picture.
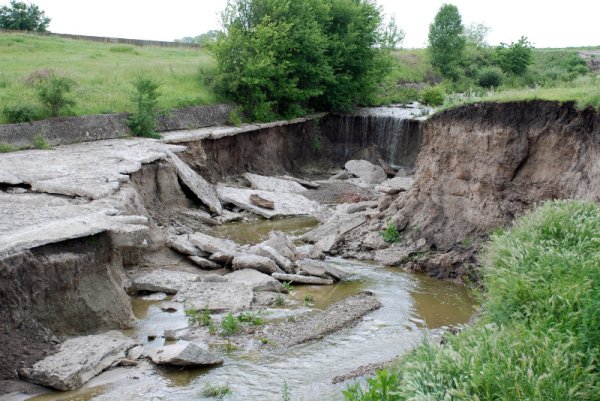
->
[342,100,600,281]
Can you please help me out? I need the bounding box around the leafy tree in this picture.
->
[495,36,533,75]
[427,4,465,81]
[0,1,50,32]
[176,30,221,48]
[214,0,388,121]
[465,23,490,48]
[381,15,405,50]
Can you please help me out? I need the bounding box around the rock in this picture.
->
[296,259,329,278]
[375,186,401,195]
[310,235,337,258]
[378,157,396,177]
[188,255,221,270]
[225,269,287,293]
[272,273,333,285]
[160,302,181,313]
[346,201,378,214]
[379,177,414,192]
[140,292,168,301]
[322,263,350,281]
[178,209,219,226]
[145,342,223,367]
[262,231,299,261]
[250,193,275,209]
[303,212,366,243]
[189,232,238,255]
[209,251,237,266]
[217,186,321,219]
[232,254,284,275]
[344,160,387,185]
[129,269,201,294]
[250,244,295,273]
[362,232,388,250]
[19,331,135,391]
[172,282,253,312]
[203,274,229,283]
[374,247,411,266]
[278,175,320,189]
[295,244,313,259]
[166,151,222,214]
[416,238,427,249]
[330,171,349,180]
[126,345,144,360]
[377,195,394,211]
[164,329,177,341]
[245,173,307,194]
[215,209,244,225]
[167,235,200,256]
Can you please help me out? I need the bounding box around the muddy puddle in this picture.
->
[210,216,319,244]
[30,261,476,401]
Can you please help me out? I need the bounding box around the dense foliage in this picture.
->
[427,4,465,81]
[25,69,75,117]
[214,0,389,121]
[495,36,533,75]
[344,200,600,400]
[127,77,161,138]
[0,1,50,32]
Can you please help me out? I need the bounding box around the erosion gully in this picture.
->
[30,217,476,401]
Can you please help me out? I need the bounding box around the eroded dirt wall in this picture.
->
[0,233,134,380]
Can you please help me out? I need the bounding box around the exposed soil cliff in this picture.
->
[343,101,600,281]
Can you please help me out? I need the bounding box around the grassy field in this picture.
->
[0,32,219,123]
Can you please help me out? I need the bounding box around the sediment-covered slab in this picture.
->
[19,331,135,391]
[272,273,334,285]
[216,186,321,219]
[129,269,201,294]
[225,269,287,293]
[172,282,253,312]
[245,173,307,194]
[145,342,223,367]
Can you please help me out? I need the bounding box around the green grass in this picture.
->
[0,32,219,123]
[345,200,600,400]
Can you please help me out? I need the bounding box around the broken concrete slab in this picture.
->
[216,186,321,219]
[189,232,238,255]
[296,259,349,281]
[177,209,219,226]
[249,244,294,273]
[245,173,307,194]
[261,231,299,261]
[225,269,287,293]
[272,273,333,285]
[19,331,135,391]
[379,176,414,191]
[209,251,237,266]
[263,292,381,347]
[249,193,275,209]
[277,175,320,189]
[188,255,221,270]
[129,269,201,294]
[172,282,253,312]
[345,160,387,185]
[374,247,411,266]
[166,151,222,214]
[232,254,284,275]
[310,235,337,258]
[145,342,223,367]
[303,211,366,243]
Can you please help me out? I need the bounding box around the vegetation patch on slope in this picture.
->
[345,200,600,400]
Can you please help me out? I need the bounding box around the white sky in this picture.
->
[25,0,600,48]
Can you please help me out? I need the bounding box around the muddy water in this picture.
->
[210,216,319,244]
[30,257,476,401]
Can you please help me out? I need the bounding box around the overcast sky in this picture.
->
[27,0,600,48]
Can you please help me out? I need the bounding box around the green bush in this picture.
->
[220,312,239,337]
[419,86,445,106]
[477,66,503,88]
[0,0,50,32]
[0,143,14,153]
[127,77,161,138]
[495,36,533,76]
[32,134,50,150]
[27,70,76,117]
[379,220,401,244]
[2,104,37,123]
[214,0,389,121]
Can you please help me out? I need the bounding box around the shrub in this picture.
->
[419,86,445,106]
[0,143,14,153]
[27,70,76,117]
[127,77,161,138]
[2,104,37,123]
[220,312,239,337]
[495,36,533,75]
[32,134,50,150]
[379,220,401,244]
[184,306,212,327]
[477,66,503,88]
[428,4,466,81]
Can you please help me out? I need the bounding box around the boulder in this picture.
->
[330,171,349,180]
[322,263,350,281]
[378,157,396,177]
[188,255,221,270]
[209,251,237,266]
[19,331,135,391]
[375,186,401,195]
[346,201,378,214]
[172,282,253,312]
[126,345,144,361]
[272,273,333,285]
[374,247,411,266]
[379,177,414,192]
[166,151,222,214]
[261,231,299,261]
[303,212,366,243]
[245,173,307,194]
[216,186,321,219]
[344,160,387,185]
[296,259,329,278]
[362,231,388,250]
[250,194,275,209]
[145,342,223,367]
[232,254,284,275]
[167,235,200,256]
[311,235,337,256]
[278,175,320,189]
[178,209,219,226]
[225,269,287,293]
[129,269,201,294]
[249,244,294,273]
[189,232,238,255]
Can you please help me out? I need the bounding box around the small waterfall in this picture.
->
[321,105,427,169]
